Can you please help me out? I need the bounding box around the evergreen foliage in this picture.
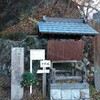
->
[21,71,36,87]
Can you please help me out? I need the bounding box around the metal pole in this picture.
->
[30,60,32,94]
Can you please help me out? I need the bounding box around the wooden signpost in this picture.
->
[30,49,45,94]
[37,60,51,98]
[37,69,50,73]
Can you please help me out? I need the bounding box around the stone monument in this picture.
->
[11,47,24,100]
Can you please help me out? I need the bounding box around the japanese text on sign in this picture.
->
[40,60,51,68]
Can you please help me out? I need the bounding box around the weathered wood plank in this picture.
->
[93,12,100,92]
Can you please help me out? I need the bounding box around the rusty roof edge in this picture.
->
[38,31,99,35]
[52,60,81,63]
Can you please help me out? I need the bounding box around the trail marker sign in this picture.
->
[37,60,51,98]
[37,70,50,73]
[30,49,45,94]
[40,60,51,68]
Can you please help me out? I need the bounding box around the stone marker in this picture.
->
[11,47,24,100]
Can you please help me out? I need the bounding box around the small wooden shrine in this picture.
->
[38,16,99,100]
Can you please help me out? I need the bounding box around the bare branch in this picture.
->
[77,3,100,12]
[51,0,59,15]
[67,0,72,8]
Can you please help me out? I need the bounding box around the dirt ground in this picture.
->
[0,75,100,100]
[0,75,48,100]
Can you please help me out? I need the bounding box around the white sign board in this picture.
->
[40,60,51,68]
[30,49,45,60]
[37,70,50,73]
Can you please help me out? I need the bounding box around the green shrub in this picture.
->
[1,31,27,41]
[21,71,36,87]
[90,85,95,96]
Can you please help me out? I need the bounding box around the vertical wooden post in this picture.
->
[93,12,100,92]
[94,36,100,92]
[37,60,51,98]
[42,67,46,98]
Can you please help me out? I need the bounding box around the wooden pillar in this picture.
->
[42,67,46,98]
[93,12,100,92]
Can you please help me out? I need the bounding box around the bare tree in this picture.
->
[73,0,100,19]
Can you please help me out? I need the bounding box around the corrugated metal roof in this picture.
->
[38,21,98,35]
[47,40,84,61]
